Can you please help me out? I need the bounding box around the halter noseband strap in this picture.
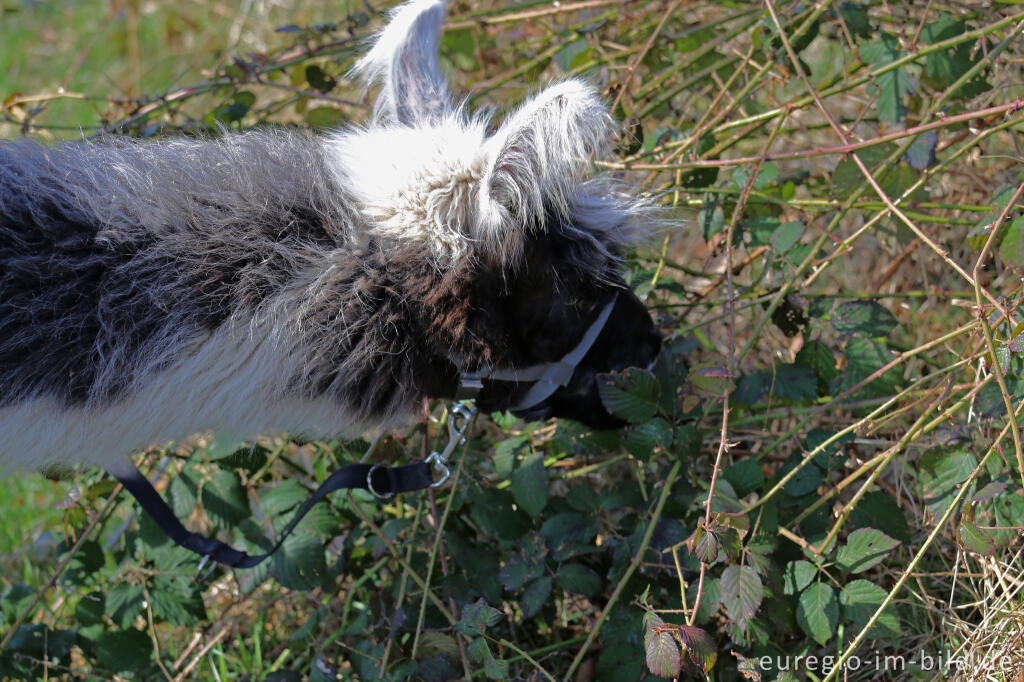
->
[453,291,619,411]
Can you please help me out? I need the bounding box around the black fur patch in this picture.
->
[0,134,343,407]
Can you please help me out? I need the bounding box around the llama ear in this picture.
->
[478,80,612,242]
[352,0,453,125]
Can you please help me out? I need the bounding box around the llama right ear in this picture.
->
[351,0,453,125]
[475,80,612,256]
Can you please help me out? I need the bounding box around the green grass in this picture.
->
[1,0,358,135]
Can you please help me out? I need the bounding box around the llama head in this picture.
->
[336,0,661,428]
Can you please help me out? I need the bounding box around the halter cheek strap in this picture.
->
[453,292,618,411]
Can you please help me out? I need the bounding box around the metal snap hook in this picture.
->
[425,451,451,488]
[449,402,474,442]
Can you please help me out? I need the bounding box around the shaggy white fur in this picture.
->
[0,318,386,471]
[0,0,658,472]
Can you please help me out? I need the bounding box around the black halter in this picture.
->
[104,294,618,570]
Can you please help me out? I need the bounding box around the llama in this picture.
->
[0,0,661,473]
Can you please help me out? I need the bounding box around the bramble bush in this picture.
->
[3,1,1024,680]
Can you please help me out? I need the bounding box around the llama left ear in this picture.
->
[352,0,453,125]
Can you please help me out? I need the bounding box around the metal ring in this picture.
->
[366,464,394,499]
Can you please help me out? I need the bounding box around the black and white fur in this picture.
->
[0,0,661,471]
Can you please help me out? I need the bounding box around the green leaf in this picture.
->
[442,27,477,71]
[644,613,681,678]
[467,637,509,680]
[972,481,1008,503]
[958,519,997,556]
[870,69,912,123]
[771,221,804,254]
[74,591,105,626]
[805,428,853,469]
[734,370,770,406]
[835,528,901,573]
[259,479,308,518]
[304,64,337,93]
[771,295,810,337]
[207,91,255,124]
[468,487,531,541]
[553,37,591,71]
[743,215,780,247]
[905,130,938,170]
[772,363,818,402]
[971,184,1017,240]
[720,565,763,625]
[509,455,548,518]
[783,560,817,595]
[151,574,206,626]
[680,132,719,189]
[831,300,898,337]
[61,540,103,587]
[597,368,661,422]
[677,624,717,673]
[830,143,900,201]
[202,470,250,527]
[493,433,529,478]
[305,107,346,129]
[839,579,902,637]
[417,632,460,660]
[779,454,823,498]
[999,217,1024,268]
[272,531,328,591]
[830,336,903,401]
[168,471,199,521]
[557,563,602,596]
[674,424,702,460]
[694,527,720,564]
[106,583,144,629]
[920,448,977,515]
[796,340,838,385]
[724,458,764,497]
[686,578,721,625]
[796,583,838,645]
[988,491,1024,547]
[921,17,989,98]
[731,162,779,191]
[521,576,553,618]
[714,526,742,560]
[699,203,725,240]
[850,491,911,542]
[499,550,543,591]
[540,512,598,561]
[625,417,673,460]
[836,2,870,37]
[456,599,502,637]
[94,628,153,675]
[977,378,1021,418]
[860,34,911,123]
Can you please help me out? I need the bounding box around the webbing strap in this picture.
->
[455,292,618,410]
[105,458,435,569]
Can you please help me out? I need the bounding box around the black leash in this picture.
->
[105,291,619,571]
[105,403,475,570]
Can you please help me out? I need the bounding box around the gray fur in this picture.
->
[0,130,355,407]
[0,0,660,470]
